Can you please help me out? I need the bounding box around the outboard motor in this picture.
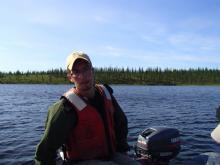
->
[134,126,181,165]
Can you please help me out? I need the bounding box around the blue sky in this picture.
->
[1,0,220,72]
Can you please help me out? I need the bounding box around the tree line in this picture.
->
[0,67,220,85]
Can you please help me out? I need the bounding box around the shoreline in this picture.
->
[1,83,220,86]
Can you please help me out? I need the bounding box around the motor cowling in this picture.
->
[135,127,181,164]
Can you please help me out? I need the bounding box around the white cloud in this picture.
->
[101,46,125,57]
[179,17,218,30]
[168,33,220,51]
[93,15,110,24]
[141,34,164,45]
[119,49,220,67]
[0,46,8,51]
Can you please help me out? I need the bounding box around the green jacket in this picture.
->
[35,85,129,165]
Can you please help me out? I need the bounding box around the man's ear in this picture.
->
[67,71,75,83]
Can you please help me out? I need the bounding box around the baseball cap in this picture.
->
[66,51,92,71]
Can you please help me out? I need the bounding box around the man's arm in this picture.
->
[104,84,130,152]
[112,95,130,152]
[35,98,77,165]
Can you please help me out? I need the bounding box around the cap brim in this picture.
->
[76,57,90,63]
[211,124,220,143]
[68,57,90,71]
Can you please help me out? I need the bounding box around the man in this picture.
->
[35,51,140,165]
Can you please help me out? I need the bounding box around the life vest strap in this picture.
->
[99,85,112,100]
[64,90,86,111]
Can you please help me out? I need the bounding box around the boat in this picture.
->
[58,126,181,165]
[58,125,220,165]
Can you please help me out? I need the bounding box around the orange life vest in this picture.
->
[62,84,116,160]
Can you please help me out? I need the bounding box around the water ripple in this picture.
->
[1,85,220,164]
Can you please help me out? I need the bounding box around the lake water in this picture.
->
[0,84,220,165]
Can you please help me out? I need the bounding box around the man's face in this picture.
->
[71,59,94,92]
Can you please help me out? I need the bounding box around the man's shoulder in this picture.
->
[48,98,74,114]
[51,98,65,107]
[48,99,65,113]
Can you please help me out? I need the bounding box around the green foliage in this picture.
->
[0,67,220,85]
